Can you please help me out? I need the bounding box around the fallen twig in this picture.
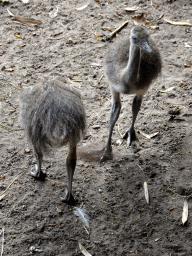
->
[7,9,42,25]
[0,123,23,131]
[137,164,144,172]
[164,19,192,26]
[0,170,28,197]
[109,21,128,39]
[117,124,123,138]
[167,185,192,198]
[150,0,164,18]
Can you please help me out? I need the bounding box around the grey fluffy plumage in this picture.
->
[105,27,161,93]
[20,77,85,153]
[20,77,86,204]
[101,26,161,162]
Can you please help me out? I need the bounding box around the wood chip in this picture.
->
[76,3,89,11]
[185,42,192,48]
[159,86,175,93]
[164,19,192,26]
[138,129,159,139]
[79,243,92,256]
[49,7,58,18]
[182,200,188,225]
[144,182,149,204]
[125,7,138,12]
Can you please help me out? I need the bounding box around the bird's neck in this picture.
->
[122,43,141,85]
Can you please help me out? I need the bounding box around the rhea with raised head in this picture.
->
[101,26,161,162]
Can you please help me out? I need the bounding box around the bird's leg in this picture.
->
[31,147,46,180]
[123,95,142,146]
[61,145,76,205]
[100,91,121,163]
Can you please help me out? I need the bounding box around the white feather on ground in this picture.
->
[73,205,90,229]
[182,200,188,225]
[144,182,149,204]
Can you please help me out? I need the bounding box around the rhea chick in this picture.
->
[101,26,161,162]
[20,77,86,205]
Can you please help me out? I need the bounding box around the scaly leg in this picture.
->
[61,145,76,205]
[123,95,142,146]
[31,146,46,180]
[100,91,121,163]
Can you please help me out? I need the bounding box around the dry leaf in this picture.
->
[164,19,192,26]
[76,3,89,11]
[144,182,149,204]
[7,9,42,25]
[160,86,175,93]
[79,243,92,256]
[125,7,138,12]
[0,175,6,180]
[132,13,145,25]
[138,130,159,139]
[49,7,58,18]
[182,200,188,225]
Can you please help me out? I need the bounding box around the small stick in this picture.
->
[1,228,4,256]
[83,225,90,235]
[137,164,144,172]
[0,123,23,131]
[150,0,164,18]
[109,20,129,38]
[117,124,123,138]
[167,185,192,198]
[0,170,28,197]
[99,74,104,82]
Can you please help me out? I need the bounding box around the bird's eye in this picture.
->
[132,36,137,40]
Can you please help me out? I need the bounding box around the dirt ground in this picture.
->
[0,0,192,255]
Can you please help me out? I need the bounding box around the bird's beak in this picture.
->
[141,41,152,53]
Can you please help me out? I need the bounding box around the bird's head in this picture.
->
[130,26,152,52]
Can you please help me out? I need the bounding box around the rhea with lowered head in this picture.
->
[101,26,161,162]
[20,77,86,205]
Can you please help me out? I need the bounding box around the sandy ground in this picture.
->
[0,0,192,255]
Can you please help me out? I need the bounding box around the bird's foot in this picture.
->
[31,164,46,181]
[100,147,113,163]
[61,189,76,205]
[122,128,137,146]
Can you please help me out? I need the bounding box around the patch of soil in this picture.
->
[0,0,192,255]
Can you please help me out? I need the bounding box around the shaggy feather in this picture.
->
[73,205,90,229]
